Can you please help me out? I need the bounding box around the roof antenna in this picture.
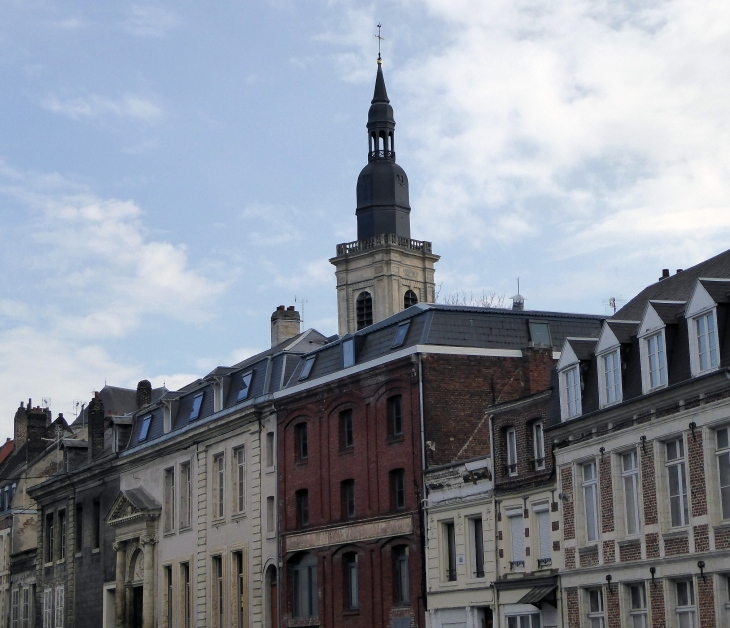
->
[295,295,308,325]
[511,276,525,312]
[375,23,384,61]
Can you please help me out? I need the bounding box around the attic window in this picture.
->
[343,338,355,368]
[237,372,253,402]
[529,322,552,346]
[391,322,410,349]
[189,393,204,421]
[299,356,315,381]
[139,415,152,441]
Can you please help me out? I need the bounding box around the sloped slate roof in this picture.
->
[567,338,598,361]
[615,247,730,320]
[607,320,639,344]
[700,279,730,304]
[650,301,687,324]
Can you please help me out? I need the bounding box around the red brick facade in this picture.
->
[688,432,708,518]
[641,445,658,526]
[649,581,666,628]
[565,587,579,628]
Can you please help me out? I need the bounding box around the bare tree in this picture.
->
[436,285,507,309]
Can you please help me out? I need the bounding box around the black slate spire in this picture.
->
[355,59,411,241]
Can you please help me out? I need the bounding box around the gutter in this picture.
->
[418,353,428,619]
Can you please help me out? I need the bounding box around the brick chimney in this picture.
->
[136,380,152,408]
[13,401,29,451]
[271,305,301,348]
[88,393,105,460]
[26,406,49,460]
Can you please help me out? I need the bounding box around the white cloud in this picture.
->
[42,93,164,123]
[121,5,183,38]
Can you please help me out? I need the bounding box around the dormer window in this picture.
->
[299,356,315,381]
[138,415,152,441]
[343,338,355,368]
[693,310,719,374]
[237,372,253,402]
[189,393,204,421]
[562,366,581,419]
[599,349,622,407]
[391,321,410,349]
[646,332,667,389]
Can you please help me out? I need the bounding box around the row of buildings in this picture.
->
[1,57,729,628]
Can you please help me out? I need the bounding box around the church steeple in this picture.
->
[355,59,411,241]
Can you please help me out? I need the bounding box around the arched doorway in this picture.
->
[265,564,278,628]
[128,549,144,628]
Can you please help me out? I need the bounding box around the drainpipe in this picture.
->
[489,414,500,628]
[418,353,429,625]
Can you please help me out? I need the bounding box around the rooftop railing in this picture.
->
[368,149,396,162]
[336,234,433,257]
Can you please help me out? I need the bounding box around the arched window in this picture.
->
[404,290,418,309]
[290,553,318,618]
[356,292,373,330]
[343,552,359,610]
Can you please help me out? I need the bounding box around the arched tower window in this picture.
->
[356,292,373,330]
[404,290,418,309]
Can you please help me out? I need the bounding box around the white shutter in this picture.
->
[54,586,64,628]
[11,589,19,628]
[509,513,525,562]
[538,510,551,560]
[43,589,52,628]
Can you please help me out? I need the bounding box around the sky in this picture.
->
[1,0,730,435]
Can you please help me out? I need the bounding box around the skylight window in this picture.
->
[391,322,410,349]
[237,372,253,402]
[138,415,152,441]
[189,393,204,421]
[343,338,355,368]
[529,322,552,347]
[299,356,315,381]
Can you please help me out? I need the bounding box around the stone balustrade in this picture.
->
[336,233,433,256]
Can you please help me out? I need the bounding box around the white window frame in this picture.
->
[163,467,175,534]
[533,422,545,470]
[582,461,599,543]
[716,427,730,520]
[180,461,191,529]
[621,450,641,537]
[587,587,605,628]
[506,429,518,476]
[534,502,552,567]
[561,365,582,419]
[54,585,63,628]
[675,579,696,628]
[506,614,541,628]
[627,583,648,628]
[666,438,689,528]
[689,308,720,376]
[507,508,525,569]
[213,453,225,520]
[469,516,485,579]
[640,330,668,392]
[234,447,246,515]
[598,348,622,407]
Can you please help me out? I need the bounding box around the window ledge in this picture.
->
[342,609,360,616]
[56,559,65,565]
[266,532,276,540]
[231,512,247,521]
[578,543,599,552]
[387,435,404,445]
[265,466,276,474]
[44,562,53,568]
[91,548,100,554]
[74,552,82,558]
[439,580,459,588]
[178,526,192,533]
[617,538,642,547]
[338,449,355,457]
[714,521,730,532]
[662,529,689,539]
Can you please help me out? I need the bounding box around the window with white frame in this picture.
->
[42,588,52,628]
[506,614,541,628]
[717,427,730,520]
[666,439,689,527]
[646,332,667,389]
[534,503,552,567]
[469,517,485,578]
[628,584,647,628]
[21,587,30,628]
[180,461,191,529]
[213,454,224,520]
[11,589,18,628]
[587,588,605,628]
[234,447,245,514]
[54,586,63,628]
[694,310,719,373]
[533,422,545,470]
[582,462,599,542]
[563,366,581,418]
[507,509,525,568]
[622,451,641,536]
[506,429,518,475]
[675,580,695,628]
[601,349,622,406]
[442,521,456,581]
[163,467,175,533]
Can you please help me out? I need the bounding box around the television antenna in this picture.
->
[603,296,626,315]
[295,295,308,325]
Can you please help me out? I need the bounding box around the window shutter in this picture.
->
[538,511,551,560]
[43,589,52,628]
[54,586,64,628]
[510,513,524,561]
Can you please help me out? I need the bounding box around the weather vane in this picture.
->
[375,23,384,60]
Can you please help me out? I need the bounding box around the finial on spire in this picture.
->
[375,23,384,63]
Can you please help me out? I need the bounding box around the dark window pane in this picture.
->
[237,372,253,401]
[356,292,373,330]
[189,393,204,420]
[391,322,410,349]
[404,290,418,309]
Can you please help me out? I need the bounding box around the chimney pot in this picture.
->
[277,305,285,311]
[677,269,683,274]
[137,380,152,408]
[271,305,301,347]
[659,268,670,280]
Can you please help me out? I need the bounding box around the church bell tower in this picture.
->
[330,57,440,336]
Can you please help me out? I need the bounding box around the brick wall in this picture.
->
[664,535,689,556]
[618,541,641,562]
[698,576,716,628]
[565,546,575,570]
[599,456,614,534]
[641,445,658,525]
[602,540,615,564]
[694,524,709,553]
[561,467,575,540]
[649,581,666,628]
[565,587,580,628]
[646,533,660,559]
[715,528,730,549]
[606,585,621,628]
[687,432,708,517]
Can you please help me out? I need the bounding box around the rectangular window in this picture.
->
[42,588,51,628]
[299,356,315,381]
[190,392,204,420]
[506,615,541,628]
[340,410,354,449]
[164,467,175,533]
[647,332,667,389]
[180,462,191,529]
[583,462,599,542]
[92,500,101,549]
[266,432,275,467]
[391,322,410,349]
[529,321,552,346]
[234,447,245,514]
[717,427,730,519]
[295,423,308,461]
[676,580,695,628]
[45,513,54,563]
[393,546,409,605]
[444,521,456,581]
[58,510,66,561]
[533,423,545,469]
[165,566,173,628]
[139,415,152,441]
[535,505,551,566]
[11,589,19,628]
[470,517,485,578]
[343,338,355,368]
[622,451,640,535]
[603,349,622,405]
[214,454,224,519]
[344,553,359,610]
[234,551,245,628]
[508,511,525,567]
[629,583,647,628]
[296,489,309,528]
[506,428,518,475]
[391,469,406,510]
[21,587,29,628]
[75,504,83,553]
[587,588,605,628]
[181,563,191,628]
[666,439,689,527]
[341,480,355,520]
[696,311,719,372]
[54,585,63,628]
[212,556,223,628]
[388,396,403,436]
[237,372,253,402]
[564,366,581,418]
[292,556,318,618]
[267,496,275,533]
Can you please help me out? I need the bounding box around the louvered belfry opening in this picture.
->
[356,292,373,330]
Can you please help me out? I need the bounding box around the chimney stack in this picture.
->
[13,402,29,450]
[137,380,152,409]
[271,305,301,348]
[659,269,670,281]
[88,393,105,460]
[26,407,49,460]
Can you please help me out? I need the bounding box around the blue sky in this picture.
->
[1,0,730,434]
